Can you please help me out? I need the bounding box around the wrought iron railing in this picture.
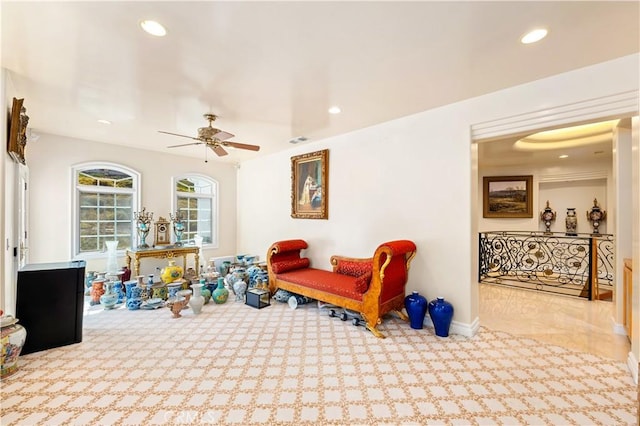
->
[479,231,614,299]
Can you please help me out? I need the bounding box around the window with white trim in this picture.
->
[73,164,139,256]
[174,175,218,246]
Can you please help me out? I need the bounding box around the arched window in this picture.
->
[173,174,218,247]
[72,163,139,257]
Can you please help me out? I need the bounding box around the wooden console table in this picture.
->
[126,246,200,277]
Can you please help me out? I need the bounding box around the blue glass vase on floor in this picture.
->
[404,291,427,329]
[428,297,454,337]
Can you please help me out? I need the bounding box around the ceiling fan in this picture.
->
[159,113,260,157]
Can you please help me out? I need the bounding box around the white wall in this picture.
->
[237,54,639,336]
[613,122,633,336]
[631,116,640,381]
[26,134,239,274]
[2,69,19,315]
[238,102,474,327]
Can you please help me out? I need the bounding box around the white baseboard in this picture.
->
[422,316,480,338]
[612,319,628,336]
[627,351,638,385]
[610,315,627,336]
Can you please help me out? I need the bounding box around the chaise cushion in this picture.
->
[335,260,372,277]
[354,271,372,293]
[271,258,311,274]
[276,268,364,301]
[335,260,373,293]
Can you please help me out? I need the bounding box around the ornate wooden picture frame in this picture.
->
[483,175,533,218]
[7,97,28,164]
[291,149,329,219]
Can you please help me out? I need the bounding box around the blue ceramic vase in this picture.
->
[404,291,428,329]
[428,297,454,337]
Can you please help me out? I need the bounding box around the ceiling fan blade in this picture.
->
[222,141,261,151]
[167,142,204,148]
[158,130,200,141]
[213,130,234,141]
[210,144,228,156]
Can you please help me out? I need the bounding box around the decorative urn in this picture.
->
[1,312,27,378]
[586,198,606,235]
[565,208,578,236]
[539,200,556,234]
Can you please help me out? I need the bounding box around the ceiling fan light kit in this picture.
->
[159,113,260,159]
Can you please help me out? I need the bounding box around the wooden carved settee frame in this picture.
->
[267,239,417,338]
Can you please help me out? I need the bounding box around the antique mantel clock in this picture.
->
[154,217,171,246]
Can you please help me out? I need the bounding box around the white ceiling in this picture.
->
[2,1,638,166]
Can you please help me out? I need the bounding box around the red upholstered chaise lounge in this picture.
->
[266,239,417,338]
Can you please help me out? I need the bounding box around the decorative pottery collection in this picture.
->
[404,291,428,329]
[402,292,455,337]
[83,254,268,318]
[428,297,454,337]
[1,313,27,379]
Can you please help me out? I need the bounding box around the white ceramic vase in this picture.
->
[189,283,205,314]
[105,240,119,274]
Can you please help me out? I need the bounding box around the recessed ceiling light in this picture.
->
[521,28,548,44]
[140,20,167,37]
[97,119,112,125]
[328,106,341,114]
[559,154,569,159]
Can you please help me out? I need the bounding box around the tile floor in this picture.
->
[479,282,631,362]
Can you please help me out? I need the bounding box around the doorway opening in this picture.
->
[473,110,635,362]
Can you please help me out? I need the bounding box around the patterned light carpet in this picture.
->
[1,297,637,425]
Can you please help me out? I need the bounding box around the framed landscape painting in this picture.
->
[291,149,328,219]
[483,175,533,218]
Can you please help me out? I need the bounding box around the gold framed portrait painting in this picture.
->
[291,149,328,219]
